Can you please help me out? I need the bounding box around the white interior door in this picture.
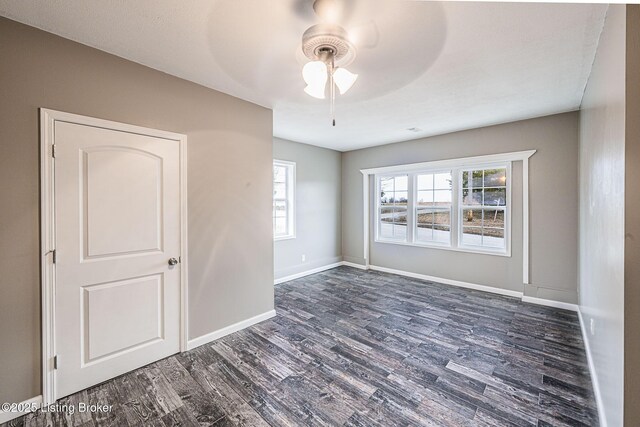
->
[54,120,183,399]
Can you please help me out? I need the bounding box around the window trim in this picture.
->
[273,159,296,241]
[362,150,535,280]
[368,150,536,258]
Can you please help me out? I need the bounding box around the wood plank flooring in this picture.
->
[3,266,599,426]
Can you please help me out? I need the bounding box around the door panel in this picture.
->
[55,121,181,399]
[82,274,164,364]
[83,147,163,259]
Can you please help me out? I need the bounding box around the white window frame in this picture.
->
[457,163,512,255]
[273,160,296,240]
[412,169,454,248]
[375,173,410,243]
[372,160,517,257]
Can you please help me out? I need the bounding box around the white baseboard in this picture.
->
[521,296,578,312]
[368,264,524,298]
[0,395,42,424]
[577,309,607,427]
[187,309,276,351]
[274,262,343,285]
[341,261,368,270]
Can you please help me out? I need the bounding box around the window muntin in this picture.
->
[459,167,507,250]
[415,172,452,245]
[378,175,408,241]
[374,163,510,255]
[273,161,295,239]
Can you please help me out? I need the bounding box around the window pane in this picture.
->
[484,168,506,187]
[393,191,408,205]
[433,190,452,206]
[462,189,483,205]
[392,207,407,224]
[380,177,394,193]
[273,182,286,199]
[274,217,287,235]
[484,209,505,229]
[274,201,287,218]
[380,206,394,216]
[393,224,408,239]
[416,208,434,224]
[462,209,482,226]
[470,170,483,187]
[379,217,393,238]
[415,223,433,242]
[434,173,452,190]
[483,228,505,248]
[433,226,450,243]
[380,210,394,228]
[417,190,433,206]
[462,227,482,246]
[484,188,506,206]
[417,174,433,190]
[395,175,408,191]
[273,161,294,238]
[273,165,286,183]
[380,206,407,241]
[434,210,450,226]
[416,205,450,244]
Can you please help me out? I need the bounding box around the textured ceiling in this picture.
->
[0,1,607,151]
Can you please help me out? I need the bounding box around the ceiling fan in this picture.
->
[301,0,359,126]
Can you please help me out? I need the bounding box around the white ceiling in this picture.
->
[0,1,607,151]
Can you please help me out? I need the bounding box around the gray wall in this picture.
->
[625,6,640,424]
[273,138,342,279]
[578,5,625,426]
[342,113,579,302]
[0,17,274,404]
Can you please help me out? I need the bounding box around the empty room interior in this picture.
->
[0,1,639,426]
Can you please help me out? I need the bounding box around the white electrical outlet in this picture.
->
[590,318,595,335]
[302,254,306,262]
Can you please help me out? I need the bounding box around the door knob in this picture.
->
[168,258,179,266]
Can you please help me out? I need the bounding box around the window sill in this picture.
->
[374,238,511,257]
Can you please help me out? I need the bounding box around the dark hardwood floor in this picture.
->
[4,266,598,426]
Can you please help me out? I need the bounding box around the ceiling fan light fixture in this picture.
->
[302,60,328,99]
[300,5,359,125]
[333,67,358,94]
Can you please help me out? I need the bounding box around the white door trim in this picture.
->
[40,108,188,405]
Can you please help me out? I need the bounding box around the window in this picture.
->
[375,162,510,255]
[415,172,452,245]
[460,167,507,250]
[273,160,295,240]
[378,175,408,241]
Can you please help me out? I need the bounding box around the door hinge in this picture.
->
[51,144,57,158]
[51,249,57,264]
[53,355,58,370]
